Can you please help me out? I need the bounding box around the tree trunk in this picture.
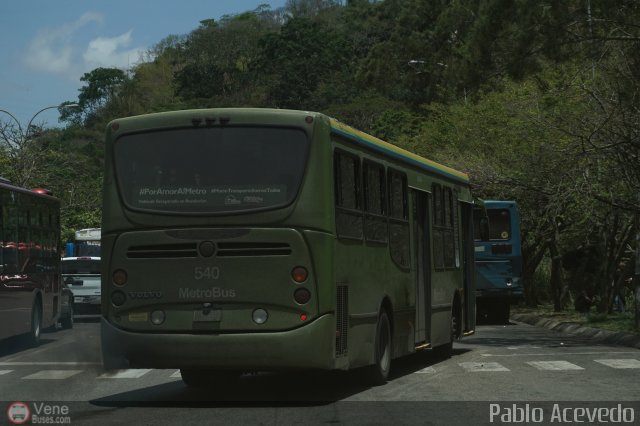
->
[522,239,548,307]
[549,237,566,312]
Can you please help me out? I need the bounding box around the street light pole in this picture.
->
[0,103,79,141]
[0,103,80,186]
[24,103,80,140]
[0,108,25,136]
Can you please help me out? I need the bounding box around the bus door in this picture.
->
[411,190,431,345]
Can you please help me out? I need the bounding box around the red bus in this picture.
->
[0,179,61,345]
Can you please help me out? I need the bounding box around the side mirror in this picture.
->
[480,217,490,241]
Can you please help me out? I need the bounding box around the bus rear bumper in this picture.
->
[101,314,336,371]
[476,287,523,302]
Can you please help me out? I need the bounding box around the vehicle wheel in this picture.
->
[28,301,42,346]
[498,302,511,324]
[61,302,74,330]
[180,369,241,388]
[365,311,392,386]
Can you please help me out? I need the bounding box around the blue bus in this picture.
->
[473,200,523,323]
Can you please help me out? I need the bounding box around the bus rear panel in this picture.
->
[474,200,523,323]
[101,110,338,370]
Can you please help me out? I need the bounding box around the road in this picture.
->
[1,320,639,425]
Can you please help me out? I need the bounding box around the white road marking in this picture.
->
[481,351,639,357]
[527,361,584,371]
[170,370,182,378]
[0,362,101,366]
[98,369,152,379]
[23,370,83,379]
[594,359,640,369]
[459,362,510,372]
[0,370,13,375]
[415,366,437,374]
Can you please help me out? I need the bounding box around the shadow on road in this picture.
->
[90,348,469,407]
[0,334,58,358]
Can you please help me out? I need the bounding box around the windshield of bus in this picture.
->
[114,126,309,214]
[61,258,101,275]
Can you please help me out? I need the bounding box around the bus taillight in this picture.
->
[491,244,512,254]
[291,266,308,283]
[113,269,128,286]
[294,287,311,305]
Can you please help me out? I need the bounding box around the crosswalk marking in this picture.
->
[23,370,83,380]
[595,359,640,369]
[527,361,584,371]
[459,362,510,372]
[415,366,437,374]
[98,369,152,379]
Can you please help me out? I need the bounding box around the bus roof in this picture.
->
[329,118,469,184]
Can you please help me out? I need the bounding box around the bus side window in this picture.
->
[363,160,388,243]
[388,169,410,268]
[334,150,363,240]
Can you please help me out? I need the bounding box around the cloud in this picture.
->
[24,12,103,75]
[23,12,146,77]
[83,31,145,69]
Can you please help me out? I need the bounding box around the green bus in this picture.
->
[100,108,476,386]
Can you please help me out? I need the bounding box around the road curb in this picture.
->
[511,313,640,349]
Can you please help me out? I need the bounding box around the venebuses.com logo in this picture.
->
[6,401,71,424]
[6,402,30,424]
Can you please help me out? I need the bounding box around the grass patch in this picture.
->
[512,304,639,335]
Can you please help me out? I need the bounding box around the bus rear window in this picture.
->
[114,127,309,214]
[61,259,101,275]
[487,209,511,240]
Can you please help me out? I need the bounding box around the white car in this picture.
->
[61,257,101,319]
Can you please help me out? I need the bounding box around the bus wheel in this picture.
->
[60,303,73,330]
[497,301,511,324]
[366,311,391,385]
[28,301,42,346]
[180,369,240,388]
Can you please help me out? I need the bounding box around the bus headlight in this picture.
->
[252,308,268,324]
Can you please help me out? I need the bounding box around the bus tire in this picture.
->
[365,311,392,386]
[180,369,240,388]
[60,303,73,330]
[28,300,42,346]
[436,306,458,358]
[498,301,511,324]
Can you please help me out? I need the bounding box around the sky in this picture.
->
[0,0,288,129]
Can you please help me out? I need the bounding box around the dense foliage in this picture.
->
[1,0,638,312]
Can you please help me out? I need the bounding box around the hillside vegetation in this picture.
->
[1,0,638,314]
